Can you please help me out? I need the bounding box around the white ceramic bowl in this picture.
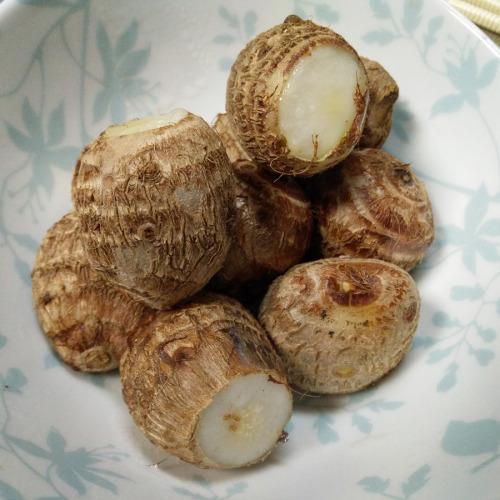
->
[1,1,499,498]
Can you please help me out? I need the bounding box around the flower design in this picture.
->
[6,429,129,496]
[431,41,499,116]
[413,185,499,391]
[442,419,500,473]
[5,98,80,196]
[358,464,431,499]
[213,7,258,70]
[173,474,248,500]
[436,184,500,273]
[412,276,497,393]
[305,389,404,444]
[93,20,154,124]
[293,1,339,24]
[0,1,499,498]
[0,337,129,498]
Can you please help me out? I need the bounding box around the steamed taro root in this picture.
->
[212,113,250,163]
[358,57,399,149]
[72,109,235,310]
[314,148,434,271]
[31,212,150,372]
[259,258,420,394]
[210,160,313,298]
[226,15,368,177]
[120,292,292,469]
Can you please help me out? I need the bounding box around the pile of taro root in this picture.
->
[31,15,434,470]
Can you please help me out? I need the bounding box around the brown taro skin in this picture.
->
[259,258,421,395]
[212,113,250,163]
[359,57,399,149]
[72,112,235,310]
[226,15,368,177]
[31,212,150,372]
[120,292,291,469]
[314,148,434,271]
[210,160,313,298]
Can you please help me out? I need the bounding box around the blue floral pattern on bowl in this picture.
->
[1,0,499,498]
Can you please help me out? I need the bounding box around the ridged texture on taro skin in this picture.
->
[120,292,291,469]
[210,160,313,298]
[31,212,150,372]
[314,148,434,271]
[358,57,399,149]
[226,16,368,177]
[212,113,250,163]
[72,113,235,310]
[259,258,421,394]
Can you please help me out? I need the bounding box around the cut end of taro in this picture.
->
[279,45,368,161]
[226,17,369,176]
[196,373,292,468]
[104,108,189,138]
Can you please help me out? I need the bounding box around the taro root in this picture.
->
[226,15,368,177]
[259,258,420,394]
[209,160,313,298]
[31,212,150,372]
[358,57,399,148]
[314,148,434,271]
[72,109,235,310]
[120,292,292,469]
[212,113,250,163]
